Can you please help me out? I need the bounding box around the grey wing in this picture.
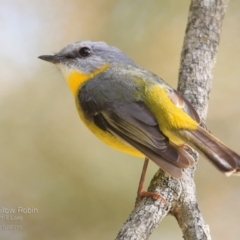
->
[93,102,194,178]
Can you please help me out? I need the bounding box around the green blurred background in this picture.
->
[1,0,240,239]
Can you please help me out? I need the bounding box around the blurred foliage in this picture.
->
[1,0,240,239]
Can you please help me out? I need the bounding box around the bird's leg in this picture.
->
[135,157,149,205]
[135,157,168,206]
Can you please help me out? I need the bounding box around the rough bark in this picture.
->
[116,0,227,239]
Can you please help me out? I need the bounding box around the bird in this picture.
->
[39,41,240,180]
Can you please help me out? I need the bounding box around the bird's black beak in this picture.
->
[38,54,61,64]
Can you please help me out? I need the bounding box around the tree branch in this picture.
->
[116,0,227,239]
[178,0,227,119]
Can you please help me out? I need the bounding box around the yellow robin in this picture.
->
[39,41,240,180]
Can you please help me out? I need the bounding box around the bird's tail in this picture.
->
[178,126,240,176]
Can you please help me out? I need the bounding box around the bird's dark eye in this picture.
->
[79,47,91,58]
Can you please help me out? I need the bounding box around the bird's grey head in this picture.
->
[39,41,136,76]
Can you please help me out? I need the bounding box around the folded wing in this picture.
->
[93,102,194,178]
